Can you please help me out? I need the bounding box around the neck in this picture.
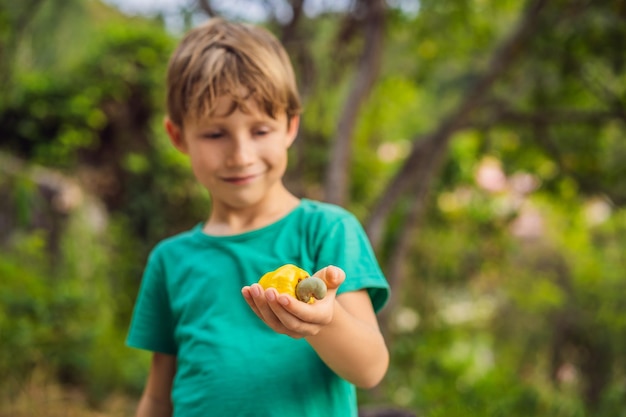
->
[203,191,300,236]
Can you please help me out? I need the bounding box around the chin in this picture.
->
[223,194,266,210]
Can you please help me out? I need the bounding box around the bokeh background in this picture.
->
[1,0,625,416]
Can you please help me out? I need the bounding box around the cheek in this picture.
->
[265,148,289,172]
[188,148,219,176]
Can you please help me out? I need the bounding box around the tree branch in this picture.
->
[365,0,549,248]
[475,105,626,128]
[280,0,305,43]
[196,0,217,17]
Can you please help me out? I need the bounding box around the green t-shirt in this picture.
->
[126,199,390,417]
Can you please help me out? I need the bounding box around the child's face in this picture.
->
[166,95,299,211]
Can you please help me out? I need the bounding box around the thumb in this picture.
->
[313,265,345,291]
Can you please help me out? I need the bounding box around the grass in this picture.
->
[0,369,136,417]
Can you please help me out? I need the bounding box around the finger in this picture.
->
[243,285,278,326]
[263,289,319,337]
[242,286,263,318]
[248,285,285,327]
[266,293,325,336]
[313,265,345,290]
[244,286,307,337]
[274,293,333,327]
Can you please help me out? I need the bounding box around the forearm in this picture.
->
[136,393,173,417]
[306,299,389,388]
[135,352,176,417]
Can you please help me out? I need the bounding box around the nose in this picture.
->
[225,135,255,167]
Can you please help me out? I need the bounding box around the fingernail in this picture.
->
[266,289,276,301]
[252,285,261,297]
[278,296,289,306]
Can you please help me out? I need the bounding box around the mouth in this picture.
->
[221,173,260,185]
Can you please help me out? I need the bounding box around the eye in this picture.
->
[254,127,272,137]
[202,131,223,140]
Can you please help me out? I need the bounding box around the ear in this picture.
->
[286,115,300,148]
[164,117,188,154]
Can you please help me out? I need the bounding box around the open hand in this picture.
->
[241,265,345,338]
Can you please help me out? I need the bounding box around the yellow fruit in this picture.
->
[258,264,327,303]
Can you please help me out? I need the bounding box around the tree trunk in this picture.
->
[324,0,386,206]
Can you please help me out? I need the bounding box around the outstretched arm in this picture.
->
[308,286,389,388]
[242,266,389,388]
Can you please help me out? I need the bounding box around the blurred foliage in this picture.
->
[1,0,625,416]
[0,190,149,404]
[384,185,626,416]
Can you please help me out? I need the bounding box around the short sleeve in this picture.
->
[315,214,390,313]
[126,249,178,355]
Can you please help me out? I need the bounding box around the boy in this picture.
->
[126,17,390,417]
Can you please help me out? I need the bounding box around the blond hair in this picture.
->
[166,18,301,126]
